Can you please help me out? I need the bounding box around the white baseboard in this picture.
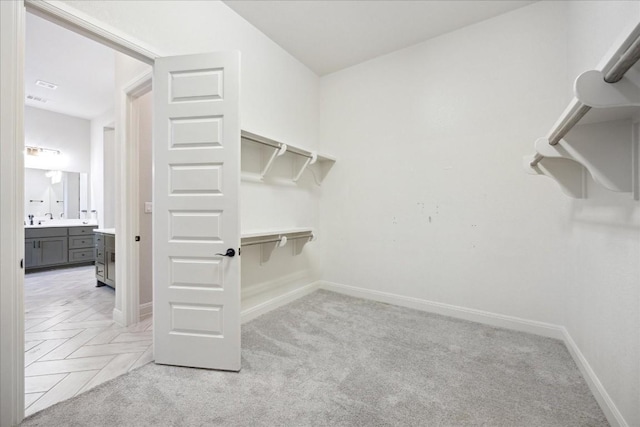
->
[318,281,564,339]
[316,280,627,427]
[112,308,124,326]
[241,281,319,324]
[139,302,152,321]
[562,328,628,427]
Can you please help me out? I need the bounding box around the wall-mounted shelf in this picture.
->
[523,23,640,199]
[241,130,336,183]
[241,228,315,263]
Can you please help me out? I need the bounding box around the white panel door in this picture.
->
[153,52,241,371]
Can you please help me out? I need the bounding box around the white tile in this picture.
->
[84,326,124,346]
[24,339,67,367]
[130,346,154,372]
[25,355,114,377]
[25,370,99,416]
[111,331,152,343]
[77,353,142,395]
[68,341,153,359]
[47,319,114,331]
[39,328,105,361]
[25,373,68,393]
[24,340,44,352]
[24,392,44,409]
[25,329,83,342]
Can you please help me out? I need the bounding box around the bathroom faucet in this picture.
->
[44,213,53,220]
[28,214,34,226]
[60,212,64,218]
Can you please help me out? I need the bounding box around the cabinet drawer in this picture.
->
[94,233,104,247]
[69,226,97,236]
[69,235,94,249]
[25,227,67,239]
[96,262,106,280]
[96,247,105,263]
[68,248,94,263]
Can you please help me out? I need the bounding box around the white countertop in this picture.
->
[25,220,98,229]
[94,228,116,235]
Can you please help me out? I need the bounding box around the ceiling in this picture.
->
[223,0,536,76]
[25,12,115,120]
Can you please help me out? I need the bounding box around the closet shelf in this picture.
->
[523,23,640,199]
[241,228,315,263]
[241,130,336,183]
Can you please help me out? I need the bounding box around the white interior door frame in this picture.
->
[1,1,158,424]
[0,3,26,425]
[119,72,153,326]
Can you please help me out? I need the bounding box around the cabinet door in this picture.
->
[24,239,38,268]
[106,250,116,286]
[39,237,68,267]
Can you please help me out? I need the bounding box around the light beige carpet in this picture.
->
[21,290,607,426]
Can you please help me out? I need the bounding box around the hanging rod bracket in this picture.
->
[575,70,640,108]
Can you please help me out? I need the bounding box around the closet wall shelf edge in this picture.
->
[523,22,640,200]
[241,228,315,263]
[241,130,336,183]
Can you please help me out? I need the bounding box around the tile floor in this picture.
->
[24,265,153,417]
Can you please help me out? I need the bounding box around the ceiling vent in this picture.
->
[26,94,48,103]
[35,80,57,90]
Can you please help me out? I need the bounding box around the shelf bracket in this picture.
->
[533,116,634,193]
[523,154,587,199]
[260,235,287,264]
[292,233,314,256]
[293,152,317,182]
[575,70,640,108]
[260,143,287,179]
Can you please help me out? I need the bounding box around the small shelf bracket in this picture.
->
[260,143,287,179]
[260,235,287,264]
[523,154,587,199]
[293,152,317,182]
[575,70,640,108]
[292,233,315,256]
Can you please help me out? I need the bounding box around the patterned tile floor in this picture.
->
[24,265,153,416]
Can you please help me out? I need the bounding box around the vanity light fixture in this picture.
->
[26,146,61,157]
[35,79,58,90]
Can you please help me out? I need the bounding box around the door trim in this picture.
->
[120,72,153,325]
[0,2,26,425]
[1,1,158,423]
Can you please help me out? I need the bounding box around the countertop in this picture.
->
[25,220,98,229]
[94,228,115,235]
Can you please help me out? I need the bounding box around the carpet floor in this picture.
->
[21,290,607,426]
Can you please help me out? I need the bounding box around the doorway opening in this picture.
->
[22,10,153,416]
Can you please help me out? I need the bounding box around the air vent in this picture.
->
[35,80,57,90]
[26,94,48,103]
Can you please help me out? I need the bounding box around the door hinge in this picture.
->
[20,259,24,269]
[135,236,140,242]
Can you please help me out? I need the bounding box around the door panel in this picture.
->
[38,237,68,266]
[153,52,241,371]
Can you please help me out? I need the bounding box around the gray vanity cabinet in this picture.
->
[95,231,115,289]
[25,226,96,271]
[25,228,69,269]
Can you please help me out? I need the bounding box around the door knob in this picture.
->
[216,248,236,257]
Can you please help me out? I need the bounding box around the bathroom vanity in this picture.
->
[24,223,97,271]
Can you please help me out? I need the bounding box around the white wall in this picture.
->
[90,109,114,227]
[24,106,90,174]
[564,3,640,426]
[63,0,322,311]
[319,1,639,425]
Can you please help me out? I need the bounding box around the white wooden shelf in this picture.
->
[241,228,315,263]
[241,130,335,183]
[523,23,640,199]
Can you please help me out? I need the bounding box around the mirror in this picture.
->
[25,168,88,220]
